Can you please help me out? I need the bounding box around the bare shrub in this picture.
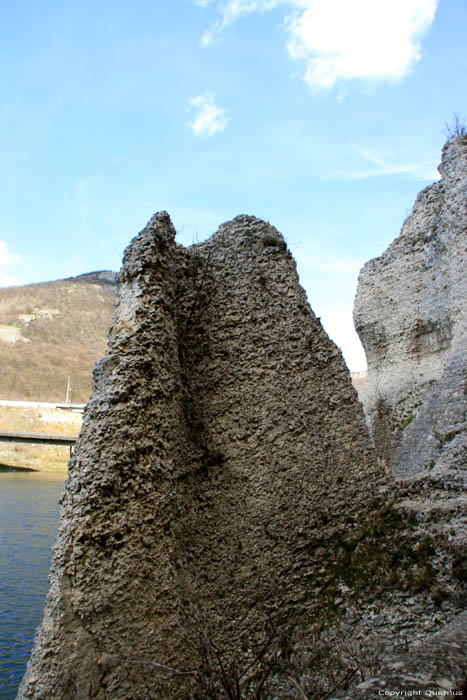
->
[175,603,288,699]
[98,603,300,699]
[95,600,392,700]
[444,113,467,140]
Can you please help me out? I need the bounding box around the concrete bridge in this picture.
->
[0,430,79,458]
[0,400,85,412]
[0,430,78,447]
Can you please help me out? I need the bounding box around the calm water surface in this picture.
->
[0,472,64,700]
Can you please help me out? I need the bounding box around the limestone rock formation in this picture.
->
[19,209,466,700]
[353,138,467,696]
[354,136,466,480]
[18,213,391,700]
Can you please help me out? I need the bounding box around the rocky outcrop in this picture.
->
[354,136,466,480]
[352,139,466,698]
[18,212,394,700]
[19,210,466,700]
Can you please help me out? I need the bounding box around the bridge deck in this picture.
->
[0,430,78,446]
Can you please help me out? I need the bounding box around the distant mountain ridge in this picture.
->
[63,270,118,285]
[0,271,117,402]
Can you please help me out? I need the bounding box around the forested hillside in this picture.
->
[0,272,116,402]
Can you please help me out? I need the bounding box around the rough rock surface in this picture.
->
[336,610,467,699]
[354,138,466,550]
[18,213,390,699]
[18,211,466,700]
[352,138,467,698]
[354,136,466,480]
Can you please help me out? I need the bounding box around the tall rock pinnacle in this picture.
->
[18,213,387,699]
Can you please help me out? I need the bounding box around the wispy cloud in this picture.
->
[0,240,22,287]
[188,92,229,137]
[333,148,439,181]
[198,0,438,91]
[200,0,280,46]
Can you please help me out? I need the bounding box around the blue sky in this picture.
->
[1,0,466,370]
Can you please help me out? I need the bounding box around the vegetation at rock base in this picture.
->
[97,500,451,700]
[98,605,360,700]
[315,504,447,605]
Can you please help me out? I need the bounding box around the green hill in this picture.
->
[0,271,117,402]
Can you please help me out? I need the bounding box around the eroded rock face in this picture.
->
[354,137,467,479]
[18,213,389,700]
[353,140,467,682]
[337,610,467,700]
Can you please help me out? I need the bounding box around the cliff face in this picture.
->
[352,141,467,688]
[19,213,390,699]
[354,137,467,479]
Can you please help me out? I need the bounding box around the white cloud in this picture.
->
[0,241,20,268]
[286,0,438,90]
[0,240,22,287]
[189,92,229,137]
[0,270,22,286]
[198,0,438,90]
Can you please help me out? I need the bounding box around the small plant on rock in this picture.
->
[444,112,467,140]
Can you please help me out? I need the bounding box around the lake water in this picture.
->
[0,472,64,700]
